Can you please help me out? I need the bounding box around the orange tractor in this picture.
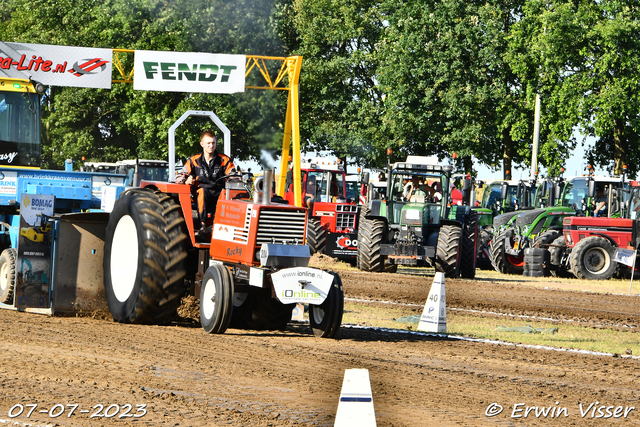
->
[102,111,344,338]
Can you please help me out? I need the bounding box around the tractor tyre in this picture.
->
[357,217,386,272]
[244,287,295,331]
[476,227,493,270]
[307,218,326,255]
[533,230,562,251]
[104,188,188,324]
[549,236,572,278]
[569,236,617,280]
[460,212,478,279]
[309,272,344,338]
[0,248,17,304]
[434,225,461,278]
[489,228,524,275]
[200,264,234,334]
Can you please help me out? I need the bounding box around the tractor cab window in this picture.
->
[308,171,345,202]
[0,91,41,167]
[562,178,589,215]
[629,187,640,220]
[481,183,502,210]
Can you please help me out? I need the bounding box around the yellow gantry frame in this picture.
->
[111,50,304,207]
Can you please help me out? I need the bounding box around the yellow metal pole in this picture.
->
[288,56,303,207]
[277,99,292,197]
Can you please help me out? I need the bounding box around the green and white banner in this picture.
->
[134,50,246,94]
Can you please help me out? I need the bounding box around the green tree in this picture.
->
[0,0,289,169]
[291,0,388,168]
[376,0,567,178]
[509,0,640,177]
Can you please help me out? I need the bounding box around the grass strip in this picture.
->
[343,301,640,356]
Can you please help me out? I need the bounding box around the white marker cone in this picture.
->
[417,272,447,333]
[334,369,377,427]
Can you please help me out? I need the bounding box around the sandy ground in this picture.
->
[1,256,640,426]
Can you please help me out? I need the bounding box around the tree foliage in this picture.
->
[0,0,639,176]
[0,0,289,168]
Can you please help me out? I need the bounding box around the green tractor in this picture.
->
[357,155,478,278]
[489,175,622,275]
[471,179,535,269]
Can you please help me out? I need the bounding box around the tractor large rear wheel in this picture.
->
[489,228,524,275]
[309,272,344,338]
[357,217,386,272]
[434,225,461,278]
[104,188,188,324]
[307,218,326,255]
[0,248,17,304]
[569,236,617,280]
[460,212,478,279]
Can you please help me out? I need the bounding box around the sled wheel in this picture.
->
[434,225,461,278]
[104,188,188,324]
[0,248,17,304]
[244,287,295,331]
[569,236,617,280]
[200,264,234,334]
[309,272,344,338]
[357,217,386,272]
[307,218,326,255]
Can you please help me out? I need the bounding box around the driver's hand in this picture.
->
[185,176,194,185]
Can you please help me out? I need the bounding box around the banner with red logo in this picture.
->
[0,42,112,89]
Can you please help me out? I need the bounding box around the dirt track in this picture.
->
[1,264,640,426]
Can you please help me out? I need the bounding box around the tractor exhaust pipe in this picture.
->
[262,169,273,205]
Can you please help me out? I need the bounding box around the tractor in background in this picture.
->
[471,178,535,269]
[283,157,359,265]
[357,153,477,278]
[533,175,632,280]
[490,174,626,276]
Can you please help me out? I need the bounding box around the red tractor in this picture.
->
[101,111,344,337]
[536,178,636,280]
[283,157,360,264]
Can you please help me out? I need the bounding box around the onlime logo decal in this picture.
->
[282,290,321,299]
[143,62,238,82]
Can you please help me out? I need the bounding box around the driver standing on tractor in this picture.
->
[178,130,237,236]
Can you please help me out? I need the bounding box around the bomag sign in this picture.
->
[134,50,245,94]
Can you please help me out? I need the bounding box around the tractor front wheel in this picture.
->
[307,218,326,255]
[357,217,386,272]
[0,248,17,304]
[569,236,617,280]
[460,212,478,279]
[489,228,524,275]
[200,264,234,334]
[434,225,461,278]
[103,188,188,324]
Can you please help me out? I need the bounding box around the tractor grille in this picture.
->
[256,208,306,245]
[336,204,358,230]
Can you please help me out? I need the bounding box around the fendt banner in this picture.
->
[133,50,246,94]
[0,41,113,89]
